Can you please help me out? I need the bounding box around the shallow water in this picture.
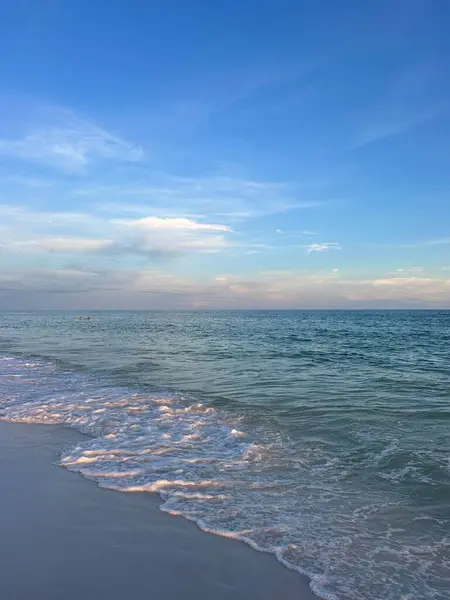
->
[1,310,449,600]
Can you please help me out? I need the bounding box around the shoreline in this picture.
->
[0,421,317,600]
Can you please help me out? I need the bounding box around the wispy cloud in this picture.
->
[0,105,143,172]
[354,106,442,147]
[74,175,320,220]
[276,228,317,236]
[353,62,448,147]
[0,98,325,223]
[373,238,450,249]
[18,238,113,253]
[393,266,424,274]
[0,204,102,237]
[401,238,450,248]
[306,242,341,254]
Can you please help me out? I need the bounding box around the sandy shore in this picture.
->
[0,422,317,600]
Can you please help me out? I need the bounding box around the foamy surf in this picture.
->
[1,355,449,600]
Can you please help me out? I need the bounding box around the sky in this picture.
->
[1,0,450,309]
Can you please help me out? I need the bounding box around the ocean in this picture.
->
[0,310,449,600]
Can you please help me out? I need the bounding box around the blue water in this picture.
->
[1,310,449,600]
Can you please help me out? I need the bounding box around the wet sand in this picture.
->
[0,422,317,600]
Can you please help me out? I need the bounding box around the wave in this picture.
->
[1,356,449,600]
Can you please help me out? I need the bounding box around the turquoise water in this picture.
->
[1,310,449,599]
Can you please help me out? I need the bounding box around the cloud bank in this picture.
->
[0,267,449,310]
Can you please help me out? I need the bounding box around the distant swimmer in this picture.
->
[87,316,91,320]
[78,316,83,320]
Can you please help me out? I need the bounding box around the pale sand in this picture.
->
[0,422,317,600]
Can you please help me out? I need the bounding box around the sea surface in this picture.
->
[1,310,449,600]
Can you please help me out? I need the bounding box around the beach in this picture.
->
[1,311,449,600]
[0,421,316,600]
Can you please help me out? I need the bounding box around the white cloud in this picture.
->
[306,242,341,254]
[394,266,424,274]
[275,228,317,236]
[0,206,233,259]
[0,106,142,172]
[114,215,233,255]
[124,216,231,233]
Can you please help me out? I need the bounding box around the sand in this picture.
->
[0,422,317,600]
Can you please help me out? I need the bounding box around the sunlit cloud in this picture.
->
[121,216,231,233]
[306,242,341,254]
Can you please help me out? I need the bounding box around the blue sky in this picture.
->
[1,0,449,308]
